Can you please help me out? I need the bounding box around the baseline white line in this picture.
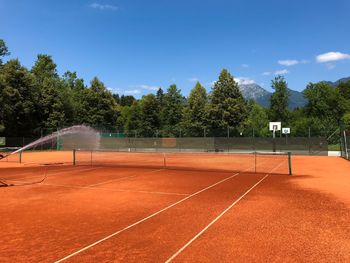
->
[165,159,288,262]
[87,168,164,187]
[54,172,241,263]
[164,174,269,263]
[6,166,103,182]
[41,183,189,196]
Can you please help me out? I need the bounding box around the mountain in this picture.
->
[239,84,307,109]
[323,77,350,87]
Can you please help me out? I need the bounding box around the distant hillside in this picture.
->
[239,84,307,109]
[239,76,349,109]
[320,77,350,87]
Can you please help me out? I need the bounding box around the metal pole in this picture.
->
[288,152,292,176]
[344,131,349,160]
[254,151,257,174]
[73,149,76,165]
[163,152,166,168]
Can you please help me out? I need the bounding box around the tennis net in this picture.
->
[73,150,292,175]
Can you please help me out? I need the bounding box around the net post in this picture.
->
[163,152,166,168]
[73,149,76,165]
[254,151,257,173]
[19,151,22,164]
[288,152,292,176]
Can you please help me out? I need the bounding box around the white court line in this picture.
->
[4,166,103,182]
[41,182,189,196]
[165,159,287,262]
[54,172,241,263]
[164,174,269,263]
[54,156,285,262]
[87,168,164,187]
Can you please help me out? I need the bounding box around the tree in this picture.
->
[243,102,269,137]
[0,39,10,65]
[139,94,160,137]
[62,71,86,125]
[269,75,290,123]
[31,54,65,130]
[303,82,346,137]
[156,88,164,104]
[207,69,247,135]
[181,82,208,136]
[160,84,184,136]
[0,59,39,136]
[83,77,120,130]
[125,101,142,136]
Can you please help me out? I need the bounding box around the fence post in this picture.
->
[73,149,76,165]
[344,131,349,160]
[288,152,292,176]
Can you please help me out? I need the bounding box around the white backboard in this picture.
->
[269,122,281,131]
[282,128,290,134]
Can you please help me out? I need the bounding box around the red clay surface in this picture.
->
[0,151,349,262]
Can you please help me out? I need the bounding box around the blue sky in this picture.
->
[1,0,349,97]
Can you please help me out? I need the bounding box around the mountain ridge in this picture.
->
[238,76,349,109]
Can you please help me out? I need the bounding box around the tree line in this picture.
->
[0,39,349,138]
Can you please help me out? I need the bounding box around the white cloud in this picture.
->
[316,52,350,63]
[124,89,141,95]
[138,85,159,91]
[274,69,289,75]
[278,60,299,66]
[262,72,271,76]
[188,77,199,83]
[235,77,256,85]
[89,3,118,11]
[278,59,309,66]
[241,64,249,68]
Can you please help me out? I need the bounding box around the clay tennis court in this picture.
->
[0,151,350,262]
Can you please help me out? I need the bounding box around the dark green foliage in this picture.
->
[243,101,269,137]
[139,94,160,136]
[0,39,10,65]
[83,77,120,130]
[0,60,39,136]
[270,75,290,123]
[113,94,136,106]
[1,39,349,139]
[207,69,247,135]
[160,84,184,136]
[181,82,208,136]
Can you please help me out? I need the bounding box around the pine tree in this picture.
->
[207,69,247,135]
[269,75,290,123]
[181,82,208,136]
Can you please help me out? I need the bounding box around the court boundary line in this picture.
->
[87,168,164,187]
[164,174,269,262]
[41,182,190,196]
[165,159,287,262]
[1,166,104,183]
[54,171,241,263]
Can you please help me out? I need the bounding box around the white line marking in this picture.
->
[41,183,189,196]
[54,172,240,263]
[165,159,287,262]
[164,174,269,263]
[87,168,164,187]
[4,166,103,183]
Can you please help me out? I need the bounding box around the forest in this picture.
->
[0,39,349,139]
